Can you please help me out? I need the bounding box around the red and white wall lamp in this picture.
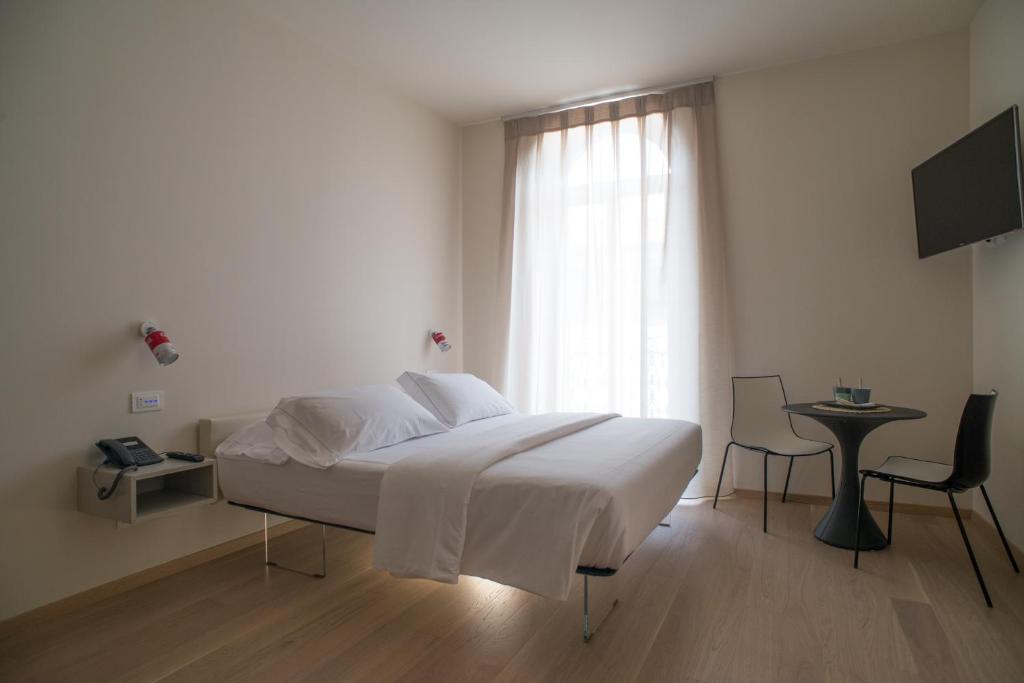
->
[430,330,451,353]
[140,321,179,366]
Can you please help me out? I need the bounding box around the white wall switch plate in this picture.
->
[131,390,164,413]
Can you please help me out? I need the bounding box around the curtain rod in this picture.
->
[500,76,714,122]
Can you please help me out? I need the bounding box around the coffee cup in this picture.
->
[833,386,852,402]
[852,388,872,404]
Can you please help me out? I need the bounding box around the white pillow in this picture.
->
[215,421,289,465]
[266,384,448,469]
[396,371,514,427]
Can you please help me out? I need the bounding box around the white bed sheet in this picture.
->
[216,415,525,532]
[216,413,701,572]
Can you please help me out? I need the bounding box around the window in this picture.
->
[507,113,694,418]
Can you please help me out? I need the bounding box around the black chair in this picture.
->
[714,375,835,533]
[854,391,1019,607]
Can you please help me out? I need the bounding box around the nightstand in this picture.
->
[77,457,217,525]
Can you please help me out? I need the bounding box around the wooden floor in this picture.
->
[3,497,1023,682]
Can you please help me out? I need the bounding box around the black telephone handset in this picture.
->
[96,437,162,468]
[94,437,162,500]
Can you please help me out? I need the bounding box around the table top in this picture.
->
[80,456,213,480]
[783,402,927,421]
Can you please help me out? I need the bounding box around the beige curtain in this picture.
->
[496,81,735,498]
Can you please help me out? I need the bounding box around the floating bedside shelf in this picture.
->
[78,458,217,525]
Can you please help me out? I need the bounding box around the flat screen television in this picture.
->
[911,105,1024,259]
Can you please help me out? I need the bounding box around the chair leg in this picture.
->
[949,492,993,608]
[762,453,768,534]
[782,456,794,503]
[854,473,868,569]
[887,480,894,546]
[828,449,836,499]
[713,443,732,509]
[980,485,1020,573]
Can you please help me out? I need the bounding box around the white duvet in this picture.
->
[373,413,616,597]
[372,413,698,600]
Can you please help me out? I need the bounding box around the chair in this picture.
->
[854,391,1019,607]
[714,375,835,533]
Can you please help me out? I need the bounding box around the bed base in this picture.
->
[231,500,619,642]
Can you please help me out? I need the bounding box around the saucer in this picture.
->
[833,399,878,409]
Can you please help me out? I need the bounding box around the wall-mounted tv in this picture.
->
[911,105,1024,259]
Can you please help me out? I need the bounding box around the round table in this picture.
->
[782,402,926,550]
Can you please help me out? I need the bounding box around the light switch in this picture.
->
[131,390,164,413]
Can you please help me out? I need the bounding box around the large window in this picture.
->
[501,83,732,497]
[506,113,697,419]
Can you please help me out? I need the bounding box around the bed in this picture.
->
[200,410,701,641]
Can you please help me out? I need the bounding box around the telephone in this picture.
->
[95,437,163,468]
[93,437,162,500]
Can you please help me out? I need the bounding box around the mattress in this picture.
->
[216,413,701,571]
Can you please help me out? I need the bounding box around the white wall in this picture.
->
[718,32,972,504]
[969,0,1024,546]
[461,32,973,507]
[0,0,461,620]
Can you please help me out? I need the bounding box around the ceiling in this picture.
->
[246,0,982,125]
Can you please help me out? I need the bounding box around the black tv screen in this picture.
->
[912,105,1024,259]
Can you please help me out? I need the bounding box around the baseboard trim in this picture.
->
[0,519,307,635]
[732,488,971,519]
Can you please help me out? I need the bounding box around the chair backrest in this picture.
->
[947,391,998,490]
[730,375,795,447]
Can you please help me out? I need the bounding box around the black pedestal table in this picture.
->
[782,403,926,550]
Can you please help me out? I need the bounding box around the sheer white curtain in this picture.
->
[498,83,734,497]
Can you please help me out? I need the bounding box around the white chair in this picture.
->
[714,375,835,532]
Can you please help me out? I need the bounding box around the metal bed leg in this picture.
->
[263,513,327,578]
[582,574,619,643]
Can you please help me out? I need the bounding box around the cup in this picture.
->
[833,386,852,402]
[851,387,872,404]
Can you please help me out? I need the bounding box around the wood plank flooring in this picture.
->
[2,496,1022,682]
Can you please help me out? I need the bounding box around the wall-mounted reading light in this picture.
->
[141,321,179,366]
[430,330,451,352]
